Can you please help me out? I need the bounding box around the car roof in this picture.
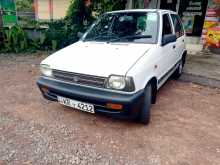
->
[107,9,177,15]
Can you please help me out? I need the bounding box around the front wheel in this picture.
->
[138,83,152,125]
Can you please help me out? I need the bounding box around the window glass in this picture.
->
[84,12,159,44]
[171,14,184,38]
[162,14,173,36]
[85,15,114,39]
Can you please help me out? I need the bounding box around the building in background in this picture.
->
[202,0,220,54]
[126,0,220,53]
[33,0,219,52]
[34,0,71,20]
[126,0,208,44]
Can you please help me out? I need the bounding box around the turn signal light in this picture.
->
[41,87,49,94]
[106,103,123,110]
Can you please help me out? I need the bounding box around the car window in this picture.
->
[83,12,159,44]
[171,14,184,38]
[85,15,114,40]
[162,14,173,36]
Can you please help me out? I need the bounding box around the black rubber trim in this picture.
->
[37,77,145,119]
[37,77,144,105]
[158,59,180,84]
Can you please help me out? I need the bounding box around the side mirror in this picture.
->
[162,34,177,46]
[77,32,84,38]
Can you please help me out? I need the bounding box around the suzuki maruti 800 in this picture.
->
[37,9,187,124]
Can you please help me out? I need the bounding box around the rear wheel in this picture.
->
[138,83,152,125]
[173,58,183,80]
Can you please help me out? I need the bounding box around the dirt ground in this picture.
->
[0,54,220,165]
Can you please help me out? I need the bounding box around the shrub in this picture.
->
[40,0,95,51]
[43,20,69,50]
[0,0,128,53]
[93,0,127,14]
[1,26,28,53]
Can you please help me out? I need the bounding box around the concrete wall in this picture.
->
[53,0,71,19]
[37,0,50,20]
[36,0,71,20]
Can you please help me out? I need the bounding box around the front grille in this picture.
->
[52,70,107,88]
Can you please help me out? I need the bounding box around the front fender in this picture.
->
[126,46,160,92]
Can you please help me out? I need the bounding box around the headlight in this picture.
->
[107,75,126,90]
[40,64,53,77]
[106,75,135,92]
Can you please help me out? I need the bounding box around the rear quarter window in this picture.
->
[162,14,173,36]
[171,14,184,38]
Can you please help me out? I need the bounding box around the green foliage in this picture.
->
[1,0,128,53]
[65,0,95,36]
[93,0,127,14]
[1,26,28,53]
[42,20,69,50]
[0,25,44,53]
[16,0,34,12]
[41,0,95,51]
[16,0,35,28]
[41,0,127,51]
[66,0,88,25]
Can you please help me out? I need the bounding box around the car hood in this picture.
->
[42,41,154,77]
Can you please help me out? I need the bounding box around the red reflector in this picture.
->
[106,103,123,110]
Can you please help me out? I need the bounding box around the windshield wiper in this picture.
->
[109,35,152,42]
[84,31,119,41]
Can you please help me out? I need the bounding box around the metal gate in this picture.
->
[0,0,17,27]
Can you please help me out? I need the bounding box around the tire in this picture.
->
[172,58,183,80]
[138,83,152,125]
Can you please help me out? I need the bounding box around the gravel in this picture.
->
[0,54,220,165]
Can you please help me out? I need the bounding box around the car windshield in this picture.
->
[83,12,159,44]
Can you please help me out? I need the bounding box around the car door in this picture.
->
[157,13,176,86]
[170,14,185,63]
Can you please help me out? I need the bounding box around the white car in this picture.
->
[37,9,187,124]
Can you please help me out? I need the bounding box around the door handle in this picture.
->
[173,45,176,49]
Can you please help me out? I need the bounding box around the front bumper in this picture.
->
[37,77,144,119]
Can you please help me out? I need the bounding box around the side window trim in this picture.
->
[169,13,175,36]
[177,15,185,36]
[171,14,184,38]
[162,13,174,36]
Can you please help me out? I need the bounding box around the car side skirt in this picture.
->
[157,59,181,89]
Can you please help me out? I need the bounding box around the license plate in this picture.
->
[57,96,95,114]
